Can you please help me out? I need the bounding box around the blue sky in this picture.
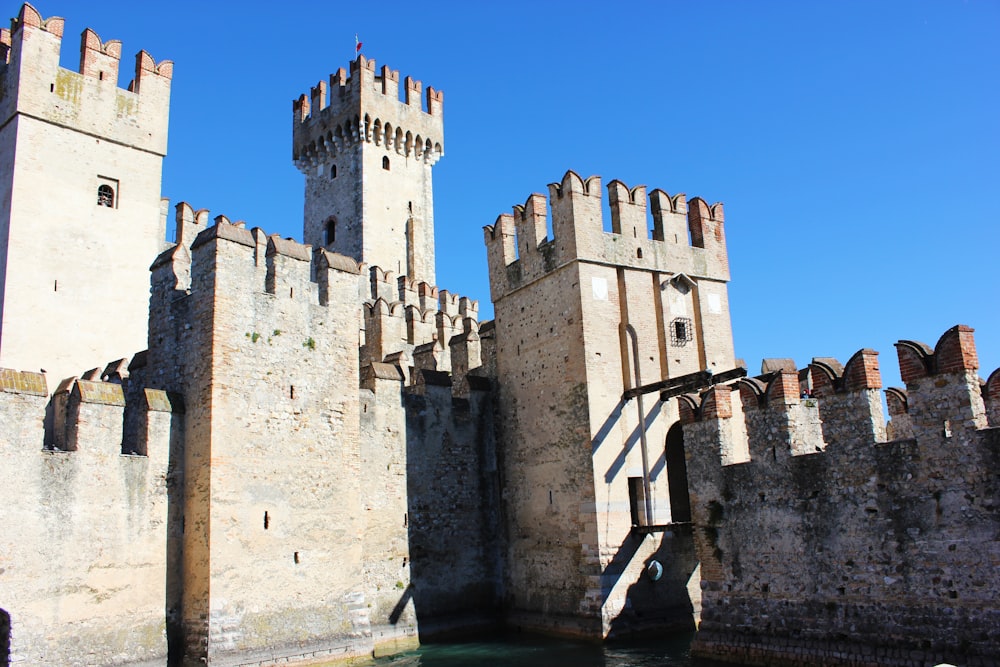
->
[17,0,1000,389]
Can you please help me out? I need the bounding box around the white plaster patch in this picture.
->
[670,292,687,316]
[592,277,608,301]
[708,293,722,314]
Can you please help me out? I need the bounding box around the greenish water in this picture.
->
[360,633,732,667]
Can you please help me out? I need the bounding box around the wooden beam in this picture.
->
[621,366,747,401]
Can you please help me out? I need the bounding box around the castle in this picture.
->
[0,5,997,667]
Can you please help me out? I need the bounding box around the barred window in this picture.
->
[97,184,115,207]
[670,317,693,346]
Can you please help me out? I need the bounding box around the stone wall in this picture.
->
[147,222,373,665]
[0,366,175,666]
[683,325,1000,667]
[354,362,503,649]
[402,373,502,637]
[142,215,501,665]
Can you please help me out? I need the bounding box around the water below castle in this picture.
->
[355,632,738,667]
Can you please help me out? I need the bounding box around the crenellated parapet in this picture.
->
[0,351,179,460]
[894,324,986,434]
[0,356,175,665]
[0,3,172,155]
[152,210,362,310]
[173,201,212,249]
[808,348,885,448]
[483,170,729,302]
[360,264,483,383]
[681,328,992,471]
[149,209,488,397]
[683,325,1000,666]
[292,54,443,172]
[147,211,364,405]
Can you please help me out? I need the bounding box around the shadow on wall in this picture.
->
[603,400,663,484]
[605,530,699,639]
[1,608,10,667]
[164,410,185,667]
[600,414,699,638]
[388,585,415,626]
[403,388,504,638]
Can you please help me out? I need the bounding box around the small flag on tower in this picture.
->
[355,34,362,53]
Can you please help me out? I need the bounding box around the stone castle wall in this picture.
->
[143,214,497,665]
[483,171,735,638]
[682,325,1000,667]
[0,366,177,666]
[2,5,997,665]
[1,199,499,666]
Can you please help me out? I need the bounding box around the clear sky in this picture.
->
[14,0,1000,390]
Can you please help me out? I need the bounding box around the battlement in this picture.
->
[292,55,443,171]
[293,55,443,122]
[483,170,729,302]
[361,264,485,385]
[683,325,1000,665]
[152,210,361,308]
[0,355,173,664]
[683,325,996,469]
[0,352,180,457]
[0,3,172,154]
[360,348,491,400]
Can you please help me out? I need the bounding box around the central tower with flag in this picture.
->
[292,55,444,285]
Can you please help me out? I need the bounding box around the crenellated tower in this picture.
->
[483,170,736,638]
[0,3,172,389]
[293,55,443,285]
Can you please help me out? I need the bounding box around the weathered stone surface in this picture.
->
[0,7,995,667]
[0,364,171,666]
[684,327,1000,666]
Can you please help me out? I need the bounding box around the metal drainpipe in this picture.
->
[625,324,653,526]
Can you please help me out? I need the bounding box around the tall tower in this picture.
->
[483,171,736,638]
[0,3,172,387]
[293,55,443,285]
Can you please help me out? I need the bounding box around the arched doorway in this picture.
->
[665,422,692,523]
